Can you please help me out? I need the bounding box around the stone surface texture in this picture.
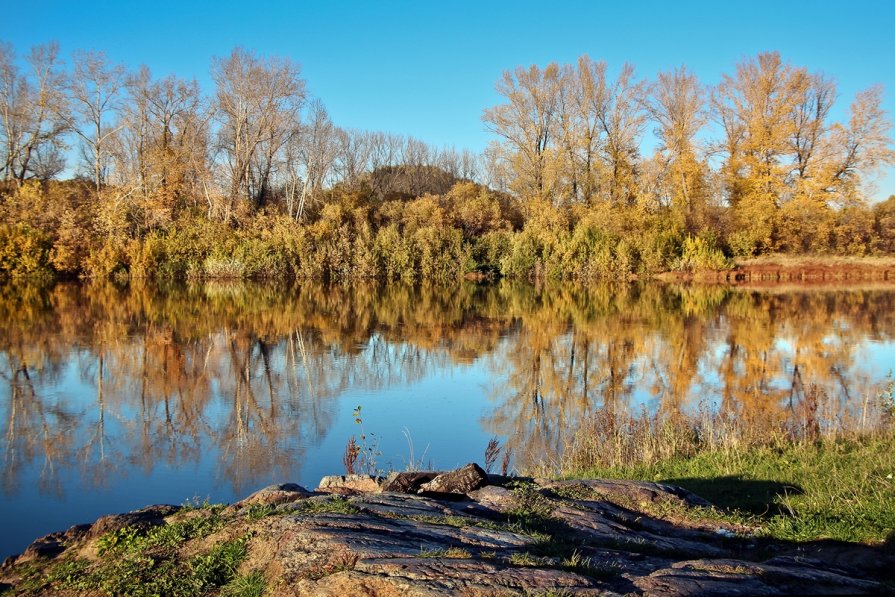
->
[417,463,488,495]
[1,465,891,596]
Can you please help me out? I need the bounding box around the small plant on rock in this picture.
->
[351,405,381,475]
[484,437,501,473]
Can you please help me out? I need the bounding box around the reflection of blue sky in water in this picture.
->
[861,341,895,380]
[3,282,895,560]
[0,332,497,560]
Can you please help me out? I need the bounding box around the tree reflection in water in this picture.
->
[1,280,894,493]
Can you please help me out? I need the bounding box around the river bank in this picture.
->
[1,464,892,596]
[657,254,895,284]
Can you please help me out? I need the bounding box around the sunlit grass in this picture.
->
[554,381,895,543]
[564,433,895,543]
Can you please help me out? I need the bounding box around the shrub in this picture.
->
[675,235,730,271]
[0,223,53,278]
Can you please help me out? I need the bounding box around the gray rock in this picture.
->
[228,483,312,511]
[1,475,888,596]
[14,524,91,564]
[88,504,179,539]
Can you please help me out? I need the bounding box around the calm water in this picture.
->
[2,280,894,558]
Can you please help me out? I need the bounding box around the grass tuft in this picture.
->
[221,570,266,597]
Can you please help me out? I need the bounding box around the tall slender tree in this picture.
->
[646,65,708,230]
[67,50,126,193]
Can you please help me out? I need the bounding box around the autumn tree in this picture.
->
[713,52,895,254]
[484,57,647,208]
[787,72,836,196]
[712,53,801,253]
[645,65,708,231]
[595,63,646,206]
[555,56,605,204]
[483,63,564,203]
[119,66,207,220]
[0,42,69,184]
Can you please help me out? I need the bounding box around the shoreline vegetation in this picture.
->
[2,44,895,283]
[1,440,892,595]
[2,179,895,285]
[552,385,895,545]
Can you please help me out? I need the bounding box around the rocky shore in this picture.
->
[1,463,892,595]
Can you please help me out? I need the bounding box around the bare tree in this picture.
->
[333,128,372,187]
[67,50,126,193]
[436,145,478,181]
[211,47,305,218]
[367,131,405,198]
[828,85,895,204]
[29,142,66,180]
[287,99,337,220]
[0,42,69,184]
[402,136,431,196]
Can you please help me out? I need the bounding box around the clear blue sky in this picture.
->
[6,0,895,198]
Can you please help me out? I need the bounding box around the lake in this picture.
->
[1,280,894,559]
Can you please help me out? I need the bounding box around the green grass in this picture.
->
[221,570,267,597]
[567,436,895,543]
[242,503,278,521]
[96,512,226,556]
[21,509,247,596]
[288,496,361,516]
[52,535,250,596]
[416,546,473,558]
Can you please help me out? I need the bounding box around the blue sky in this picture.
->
[6,0,895,198]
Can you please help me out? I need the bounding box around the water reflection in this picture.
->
[1,280,893,541]
[482,284,894,466]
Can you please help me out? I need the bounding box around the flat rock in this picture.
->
[539,478,713,509]
[317,474,382,494]
[634,557,883,596]
[228,483,313,512]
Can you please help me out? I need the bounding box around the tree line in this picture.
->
[1,42,894,281]
[1,44,485,215]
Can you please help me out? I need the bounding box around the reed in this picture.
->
[552,381,895,543]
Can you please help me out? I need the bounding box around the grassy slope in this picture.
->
[568,437,895,544]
